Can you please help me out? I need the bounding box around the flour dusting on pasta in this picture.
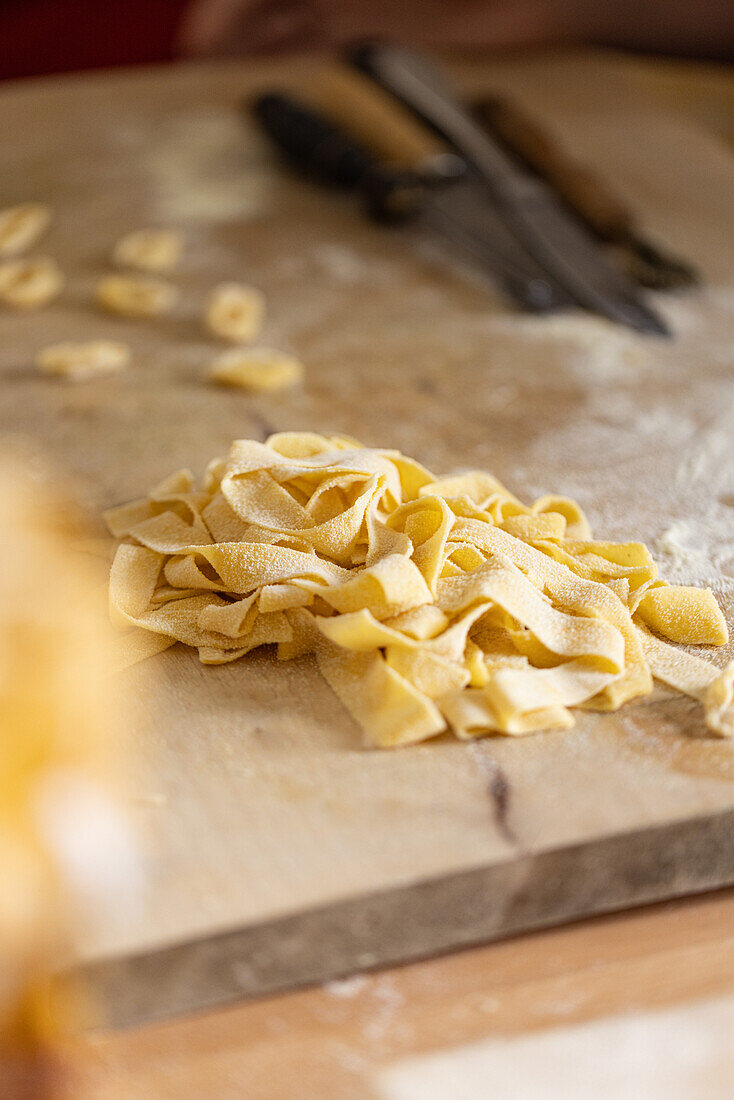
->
[105,434,733,747]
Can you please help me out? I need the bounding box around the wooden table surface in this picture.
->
[86,886,734,1098]
[27,49,730,1098]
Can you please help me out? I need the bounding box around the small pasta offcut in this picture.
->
[36,340,131,380]
[104,434,733,748]
[0,203,51,257]
[209,347,303,391]
[96,273,178,317]
[0,257,63,309]
[113,228,183,273]
[205,282,265,343]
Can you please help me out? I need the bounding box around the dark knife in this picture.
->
[350,42,671,336]
[252,91,574,312]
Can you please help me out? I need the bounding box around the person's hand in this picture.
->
[178,0,734,60]
[178,0,588,57]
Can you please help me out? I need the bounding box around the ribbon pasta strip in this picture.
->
[105,433,734,747]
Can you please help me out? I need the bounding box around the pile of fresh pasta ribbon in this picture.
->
[106,433,734,747]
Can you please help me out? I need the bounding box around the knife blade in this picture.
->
[350,43,671,336]
[252,91,573,312]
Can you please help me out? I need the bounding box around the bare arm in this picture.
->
[179,0,734,61]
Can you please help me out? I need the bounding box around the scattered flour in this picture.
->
[313,243,371,283]
[654,522,716,576]
[364,975,406,1043]
[375,991,734,1100]
[323,974,370,998]
[140,110,275,222]
[676,421,734,490]
[485,312,646,383]
[653,520,734,586]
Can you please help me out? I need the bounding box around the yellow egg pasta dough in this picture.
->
[112,227,183,273]
[105,434,733,747]
[204,282,265,343]
[96,273,177,317]
[0,257,63,310]
[36,339,131,381]
[0,203,51,257]
[209,348,304,391]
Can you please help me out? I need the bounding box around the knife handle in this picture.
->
[472,97,632,242]
[309,67,462,181]
[350,42,520,190]
[251,92,426,224]
[252,92,375,188]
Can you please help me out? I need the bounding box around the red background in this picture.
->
[0,0,190,81]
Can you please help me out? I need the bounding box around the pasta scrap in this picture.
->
[205,282,265,343]
[105,434,733,747]
[636,585,728,645]
[96,273,178,317]
[0,257,63,309]
[0,203,51,257]
[209,347,304,391]
[113,228,183,273]
[36,339,131,380]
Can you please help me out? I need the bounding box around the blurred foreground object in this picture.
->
[0,462,137,1098]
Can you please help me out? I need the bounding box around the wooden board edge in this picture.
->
[79,807,734,1029]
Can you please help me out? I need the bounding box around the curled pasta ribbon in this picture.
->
[705,665,734,738]
[105,434,732,747]
[638,628,734,738]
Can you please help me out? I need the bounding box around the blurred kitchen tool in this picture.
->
[472,96,699,290]
[350,42,670,336]
[253,91,574,312]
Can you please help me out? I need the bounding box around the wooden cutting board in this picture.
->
[2,53,734,1026]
